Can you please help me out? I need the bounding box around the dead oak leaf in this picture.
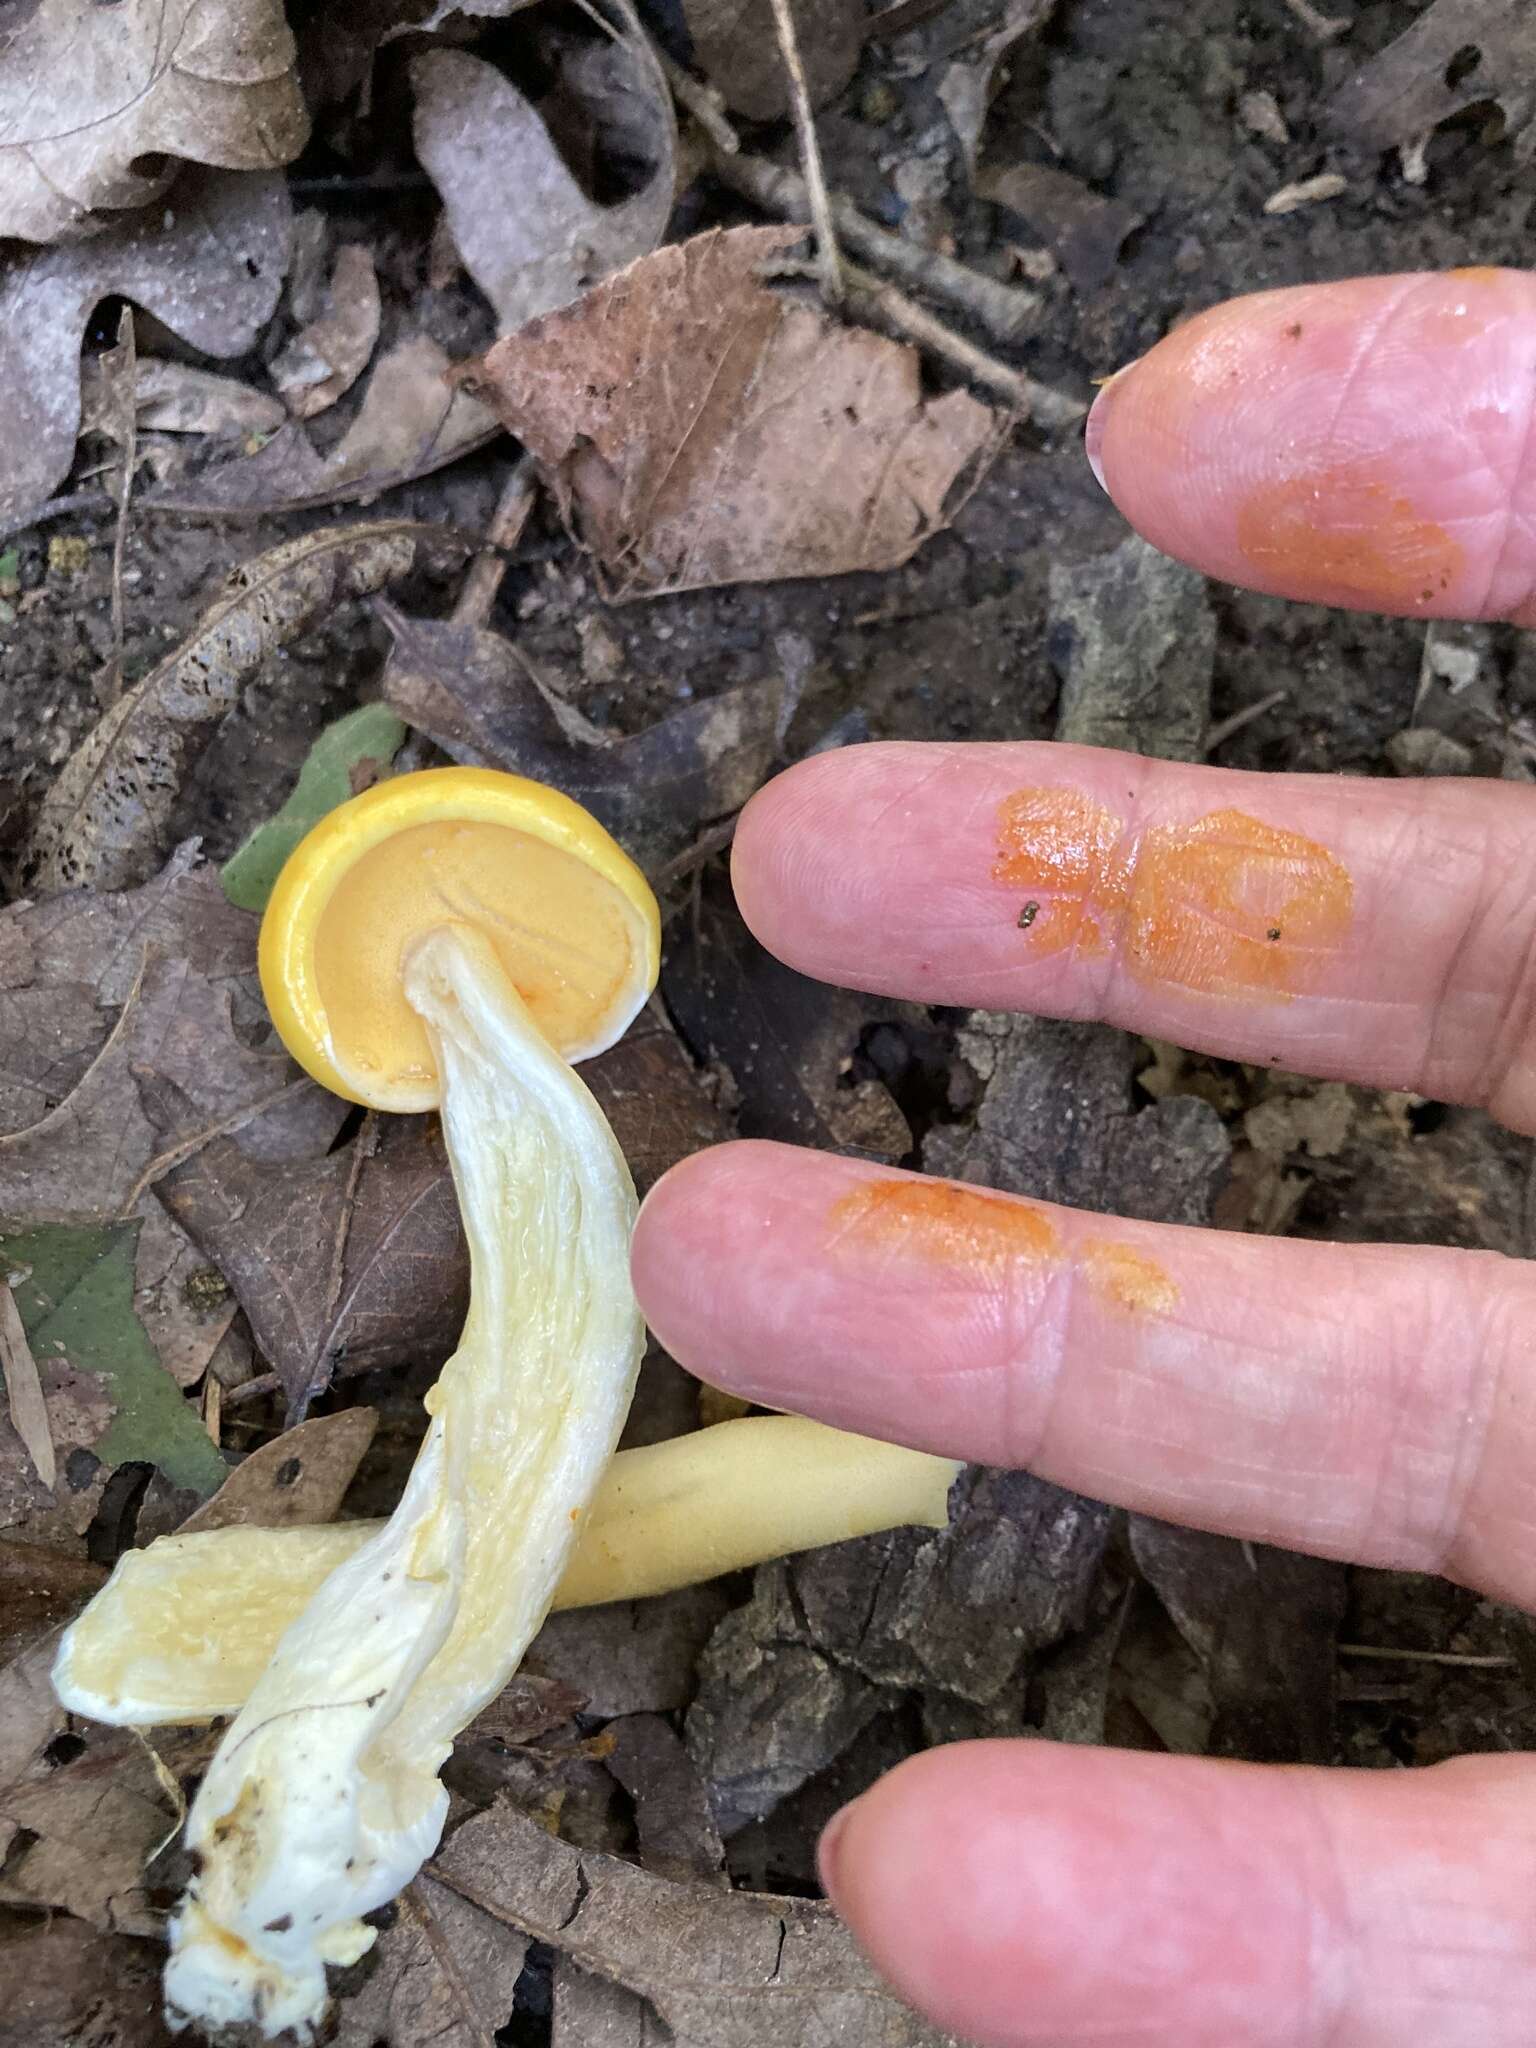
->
[0,1915,175,2048]
[1323,0,1536,153]
[411,12,676,334]
[0,165,289,530]
[330,1871,530,2048]
[0,0,308,245]
[462,225,1006,598]
[431,1802,958,2047]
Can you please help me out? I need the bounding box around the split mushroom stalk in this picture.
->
[49,766,963,2040]
[101,769,655,2041]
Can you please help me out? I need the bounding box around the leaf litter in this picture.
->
[0,0,308,246]
[462,225,1007,597]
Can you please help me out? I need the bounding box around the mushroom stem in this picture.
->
[53,1417,961,1727]
[156,927,644,2041]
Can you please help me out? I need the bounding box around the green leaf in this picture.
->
[221,702,405,913]
[0,1220,226,1496]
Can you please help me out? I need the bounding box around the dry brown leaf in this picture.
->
[410,12,676,335]
[0,167,290,529]
[79,355,288,441]
[182,1409,379,1533]
[148,334,499,516]
[26,520,470,894]
[431,1803,958,2047]
[682,0,863,121]
[464,226,1005,598]
[379,607,800,872]
[606,1714,727,1887]
[0,0,307,245]
[938,0,1057,175]
[0,1541,104,1664]
[330,1870,530,2048]
[0,1916,174,2048]
[977,161,1142,296]
[1323,0,1536,153]
[271,244,383,420]
[155,1109,469,1421]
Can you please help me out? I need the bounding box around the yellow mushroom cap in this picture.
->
[259,766,660,1111]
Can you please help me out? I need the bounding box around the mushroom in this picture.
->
[51,766,959,2041]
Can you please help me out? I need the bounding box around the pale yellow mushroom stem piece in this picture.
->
[151,927,643,2039]
[53,1416,960,1727]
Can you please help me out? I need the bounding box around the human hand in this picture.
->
[631,269,1536,2048]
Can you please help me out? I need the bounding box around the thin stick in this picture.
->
[766,0,844,304]
[841,261,1083,426]
[0,487,115,547]
[1337,1643,1514,1670]
[1204,687,1288,755]
[654,816,739,894]
[713,148,1041,343]
[450,456,538,629]
[1283,0,1350,40]
[655,46,739,154]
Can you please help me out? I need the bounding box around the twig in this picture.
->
[711,147,1042,343]
[450,457,538,629]
[654,816,740,894]
[1204,687,1288,755]
[766,0,844,304]
[0,1279,54,1491]
[1282,0,1350,41]
[1337,1643,1514,1670]
[840,260,1083,425]
[655,46,740,154]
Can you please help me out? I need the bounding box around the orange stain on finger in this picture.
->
[1128,809,1353,999]
[1080,1239,1179,1316]
[993,788,1128,959]
[995,792,1352,1002]
[829,1178,1059,1269]
[1235,462,1462,609]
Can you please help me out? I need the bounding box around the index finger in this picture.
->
[1085,268,1536,622]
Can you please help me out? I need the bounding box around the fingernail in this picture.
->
[1083,355,1144,493]
[1083,389,1109,491]
[817,1798,861,1899]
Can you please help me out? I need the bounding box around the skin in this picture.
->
[631,270,1536,2048]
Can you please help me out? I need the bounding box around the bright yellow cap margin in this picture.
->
[259,766,661,1112]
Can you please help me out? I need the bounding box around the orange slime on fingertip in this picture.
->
[1080,1239,1179,1316]
[1235,462,1462,609]
[995,791,1352,1002]
[828,1178,1060,1269]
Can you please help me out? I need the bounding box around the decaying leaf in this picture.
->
[0,1283,53,1492]
[328,1870,530,2048]
[977,160,1142,296]
[181,1408,378,1533]
[0,0,307,245]
[938,0,1057,175]
[26,520,469,893]
[0,1222,225,1499]
[155,1110,469,1421]
[147,335,499,516]
[0,167,290,528]
[271,244,383,420]
[1323,0,1536,153]
[222,702,406,913]
[463,226,1005,598]
[0,1916,173,2048]
[0,1540,104,1664]
[411,9,677,333]
[586,1014,734,1195]
[79,356,288,440]
[682,0,863,120]
[379,608,799,873]
[606,1713,727,1887]
[430,1803,957,2047]
[1129,1518,1347,1764]
[663,870,911,1159]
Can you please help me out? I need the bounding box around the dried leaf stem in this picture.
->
[710,145,1042,343]
[766,0,844,304]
